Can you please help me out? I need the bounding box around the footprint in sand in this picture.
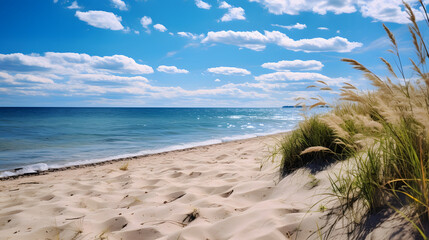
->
[220,189,234,198]
[189,172,202,177]
[164,191,186,203]
[115,227,162,240]
[40,194,55,201]
[169,171,183,178]
[101,216,129,232]
[216,154,228,160]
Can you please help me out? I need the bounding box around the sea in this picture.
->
[0,107,326,178]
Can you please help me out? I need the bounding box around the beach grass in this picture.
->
[277,116,352,177]
[277,0,429,237]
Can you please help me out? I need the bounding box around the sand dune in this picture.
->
[0,134,415,240]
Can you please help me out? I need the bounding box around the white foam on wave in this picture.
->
[0,129,292,178]
[0,163,49,178]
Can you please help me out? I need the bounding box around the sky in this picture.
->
[0,0,427,107]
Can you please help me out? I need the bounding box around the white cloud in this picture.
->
[248,0,356,15]
[0,72,13,81]
[0,53,273,102]
[202,31,267,51]
[75,11,124,30]
[177,32,205,40]
[0,52,154,75]
[202,30,362,52]
[219,2,246,22]
[14,74,55,84]
[215,79,221,82]
[0,72,55,85]
[111,0,127,11]
[249,0,426,24]
[318,27,329,30]
[153,24,167,32]
[84,54,154,74]
[255,70,348,86]
[255,71,330,81]
[67,1,81,9]
[262,60,324,71]
[140,16,152,33]
[272,23,306,30]
[219,1,232,9]
[221,7,246,22]
[358,0,420,24]
[195,0,211,9]
[157,65,189,74]
[70,73,148,83]
[207,67,251,76]
[221,82,289,91]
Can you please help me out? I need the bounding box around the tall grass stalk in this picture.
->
[333,1,429,237]
[277,0,429,237]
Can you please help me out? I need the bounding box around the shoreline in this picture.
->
[0,132,297,240]
[0,131,414,240]
[0,132,289,181]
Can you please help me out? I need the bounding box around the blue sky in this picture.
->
[0,0,427,107]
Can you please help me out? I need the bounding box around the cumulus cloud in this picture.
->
[111,0,127,11]
[318,27,329,30]
[207,67,251,76]
[153,24,167,32]
[262,60,324,71]
[221,7,246,22]
[195,0,211,9]
[202,30,362,52]
[358,0,420,24]
[255,71,347,86]
[0,72,53,86]
[67,1,81,9]
[157,65,189,74]
[0,53,153,96]
[140,16,152,32]
[177,32,205,40]
[221,81,289,92]
[75,11,124,30]
[272,23,306,30]
[0,52,154,75]
[12,74,55,84]
[219,1,232,9]
[249,0,355,15]
[70,73,148,83]
[219,1,246,22]
[255,71,330,81]
[0,53,273,102]
[249,0,426,24]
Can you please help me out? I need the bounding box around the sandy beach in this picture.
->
[0,133,415,240]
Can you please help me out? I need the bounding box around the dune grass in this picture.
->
[278,0,429,237]
[278,116,352,177]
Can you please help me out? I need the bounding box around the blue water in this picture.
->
[0,107,321,177]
